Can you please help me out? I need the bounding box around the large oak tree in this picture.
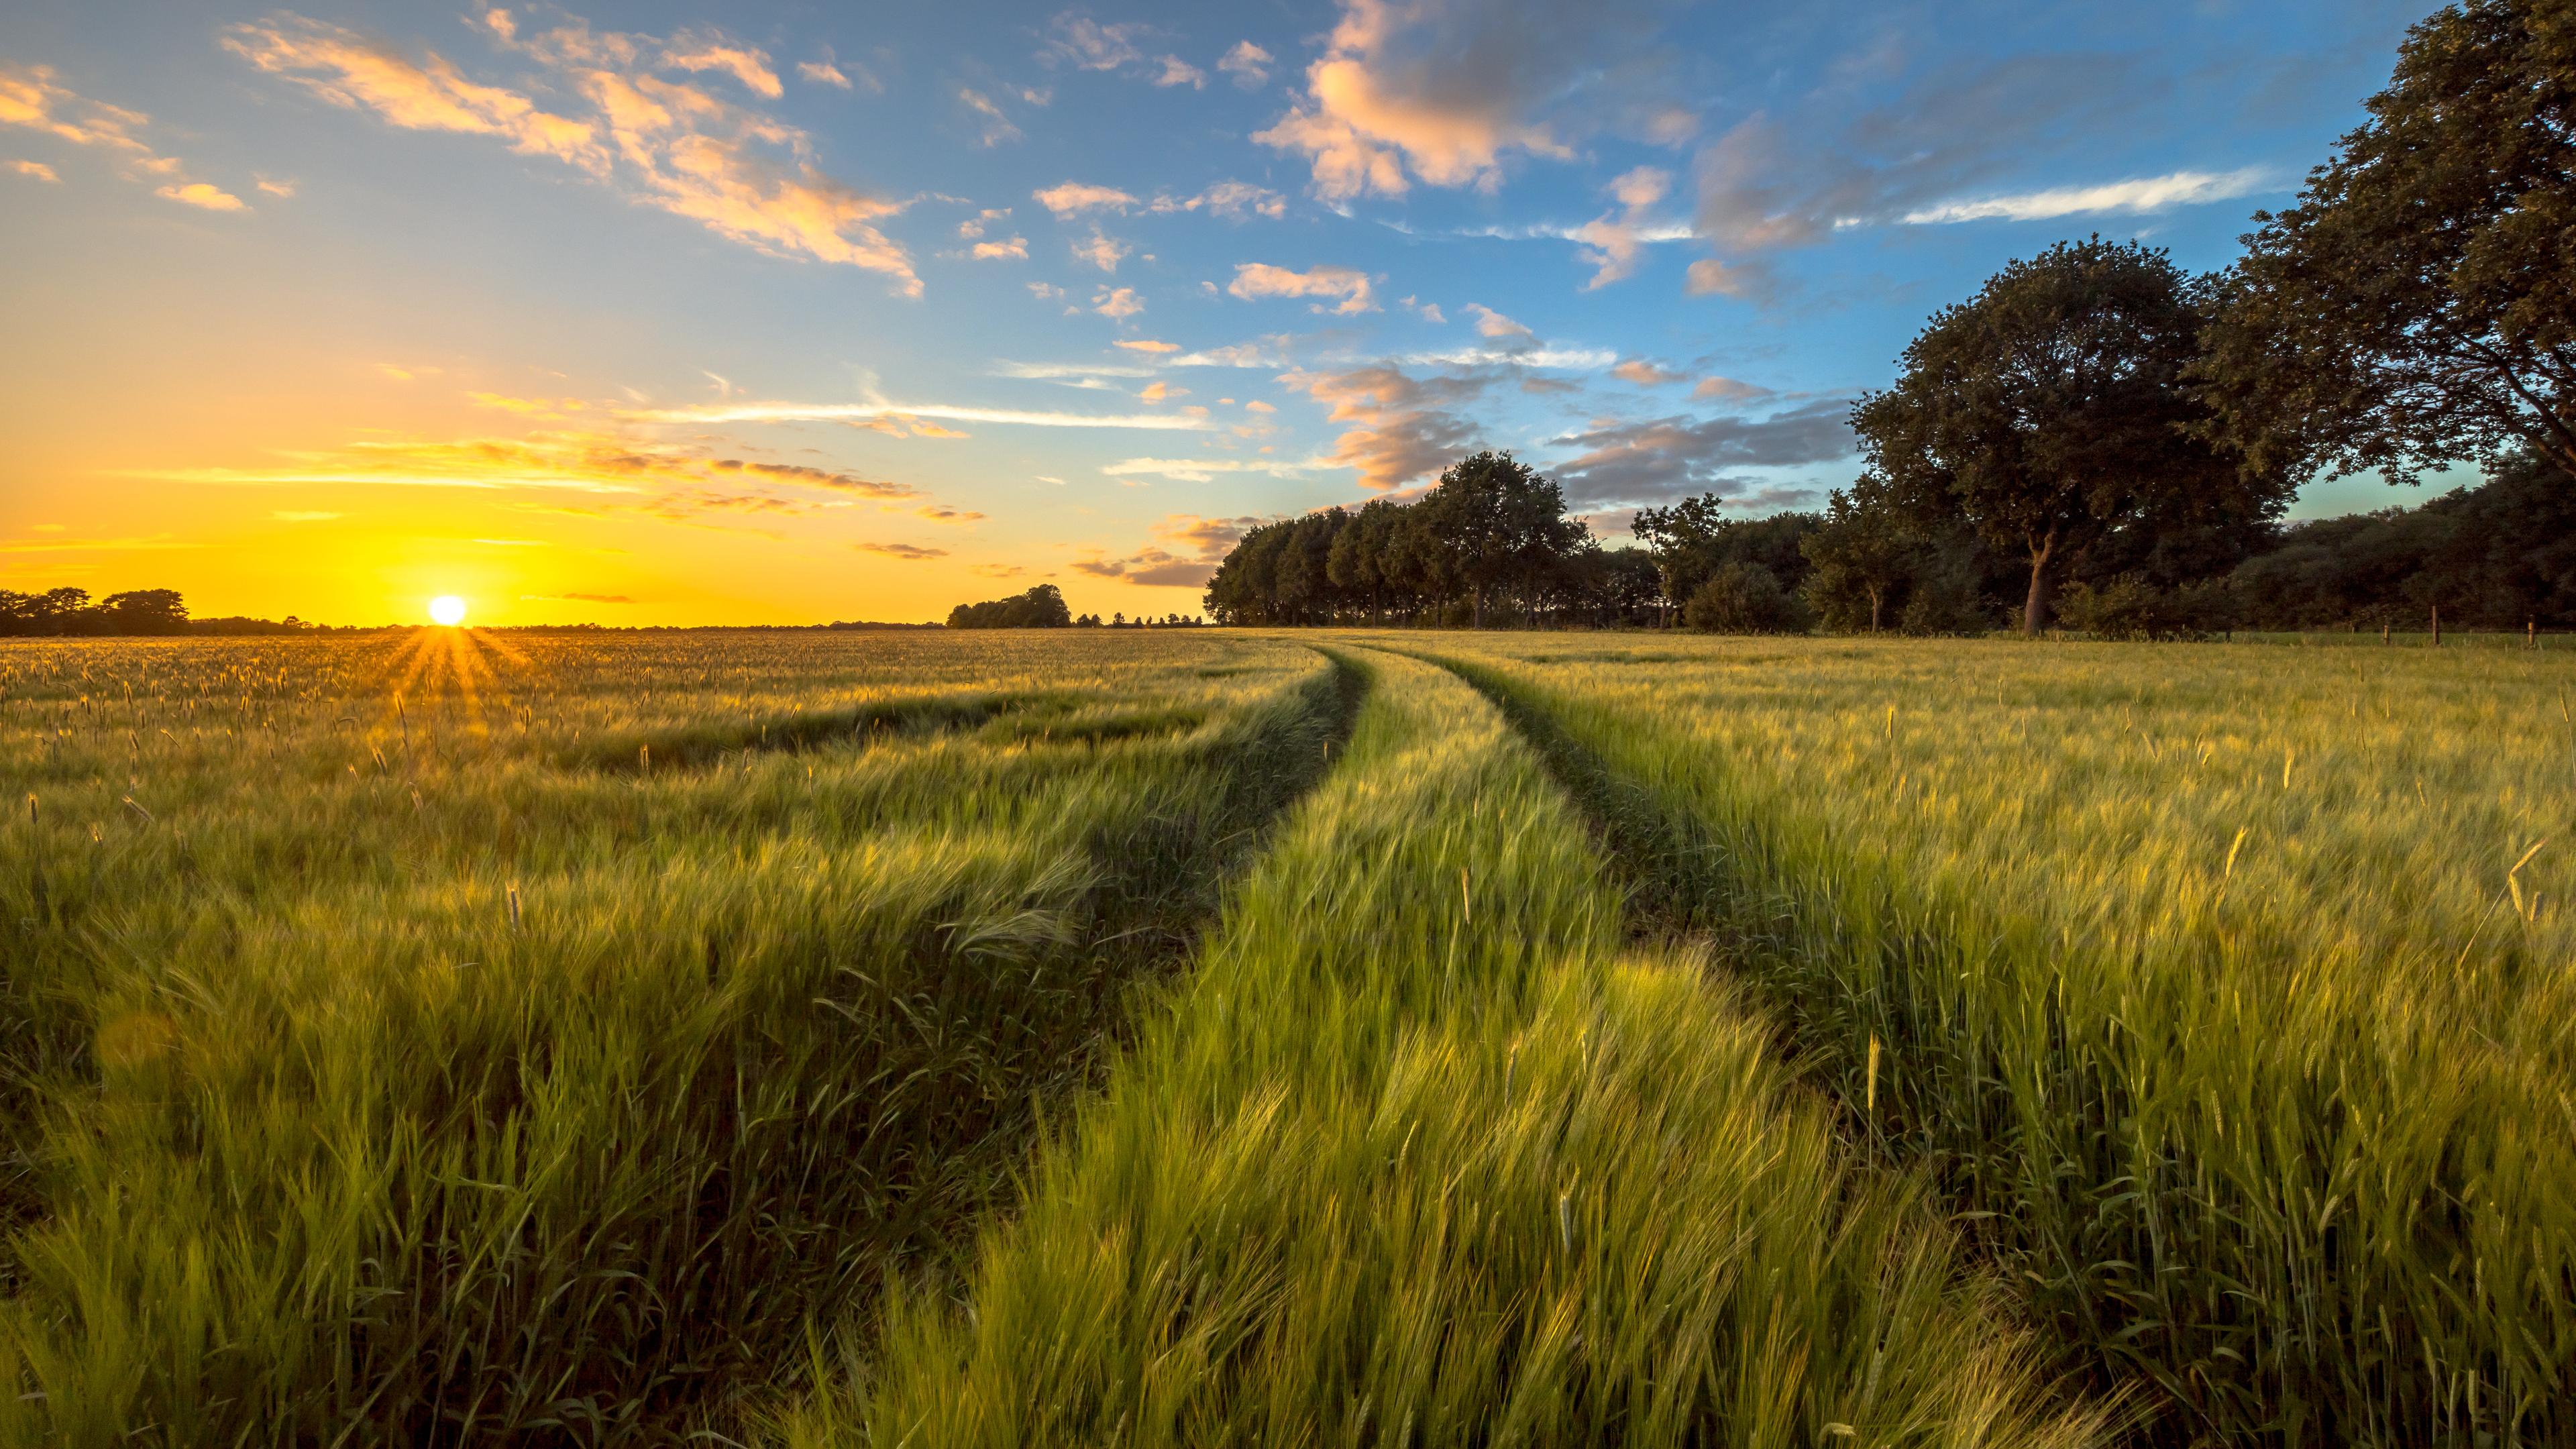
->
[1852,237,2286,633]
[2198,0,2576,486]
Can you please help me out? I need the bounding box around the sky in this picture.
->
[0,0,2445,626]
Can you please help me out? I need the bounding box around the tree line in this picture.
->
[944,584,1207,629]
[1203,0,2575,637]
[0,588,336,637]
[1203,453,1661,627]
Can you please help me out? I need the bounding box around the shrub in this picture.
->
[1683,563,1813,634]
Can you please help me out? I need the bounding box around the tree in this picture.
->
[1413,451,1580,628]
[946,584,1072,629]
[2198,0,2576,486]
[1682,562,1812,634]
[1853,237,2286,633]
[1799,484,1917,631]
[101,589,188,635]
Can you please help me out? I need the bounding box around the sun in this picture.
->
[427,595,469,627]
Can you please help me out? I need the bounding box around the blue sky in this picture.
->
[0,0,2441,623]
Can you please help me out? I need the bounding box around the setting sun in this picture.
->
[427,595,468,627]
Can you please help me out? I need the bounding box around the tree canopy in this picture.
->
[2198,0,2576,486]
[945,584,1072,629]
[1852,236,2288,633]
[1203,452,1653,627]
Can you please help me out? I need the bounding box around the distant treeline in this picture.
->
[1205,453,1658,629]
[1199,450,2572,638]
[945,584,1205,629]
[0,588,345,638]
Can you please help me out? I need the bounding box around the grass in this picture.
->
[1404,631,2576,1446]
[0,625,2558,1445]
[0,629,1351,1442]
[782,647,2105,1448]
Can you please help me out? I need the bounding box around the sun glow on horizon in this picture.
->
[427,595,468,627]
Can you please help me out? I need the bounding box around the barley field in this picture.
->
[0,629,2566,1446]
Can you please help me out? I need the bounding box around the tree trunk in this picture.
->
[1868,586,1884,633]
[1472,585,1485,630]
[2022,533,2057,636]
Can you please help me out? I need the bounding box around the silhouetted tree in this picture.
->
[1854,237,2288,633]
[2197,0,2576,487]
[946,584,1072,629]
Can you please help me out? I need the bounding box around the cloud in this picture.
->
[125,429,925,513]
[1034,180,1137,215]
[1282,364,1493,490]
[1397,343,1615,370]
[1683,257,1761,299]
[1115,339,1180,354]
[857,541,947,559]
[1140,381,1191,404]
[1572,164,1670,288]
[1691,375,1771,403]
[231,13,920,292]
[1228,262,1374,314]
[798,58,853,89]
[957,86,1022,145]
[1686,52,2173,294]
[1040,13,1205,94]
[1093,285,1143,318]
[0,61,152,154]
[1044,14,1150,71]
[660,32,782,98]
[1546,396,1855,508]
[1256,0,1688,200]
[1074,229,1130,272]
[627,396,1208,430]
[1101,455,1326,483]
[1148,179,1287,221]
[0,533,201,554]
[562,592,635,602]
[256,175,297,197]
[1901,167,2273,224]
[1075,512,1260,587]
[1,61,239,203]
[969,235,1029,260]
[1462,303,1532,341]
[1611,358,1682,386]
[915,504,985,523]
[1218,41,1272,89]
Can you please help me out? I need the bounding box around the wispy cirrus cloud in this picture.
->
[227,11,918,292]
[0,61,246,209]
[857,541,947,559]
[1034,180,1137,215]
[1101,455,1328,484]
[119,430,924,507]
[1040,13,1205,91]
[624,397,1214,430]
[1900,166,2274,224]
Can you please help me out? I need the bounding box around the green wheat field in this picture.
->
[0,629,2567,1446]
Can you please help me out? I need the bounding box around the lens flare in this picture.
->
[427,595,468,627]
